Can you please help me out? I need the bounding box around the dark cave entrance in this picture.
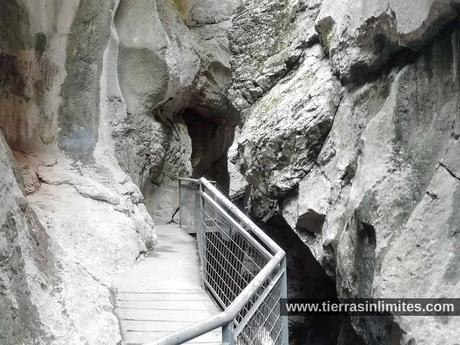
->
[142,106,237,225]
[262,215,366,345]
[182,108,235,193]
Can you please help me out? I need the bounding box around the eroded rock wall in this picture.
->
[0,0,242,343]
[0,133,51,345]
[229,0,460,344]
[0,0,189,344]
[112,0,240,223]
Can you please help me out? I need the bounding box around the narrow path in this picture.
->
[114,224,221,344]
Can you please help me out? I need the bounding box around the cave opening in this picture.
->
[141,106,237,225]
[296,209,326,234]
[262,214,366,345]
[182,108,235,193]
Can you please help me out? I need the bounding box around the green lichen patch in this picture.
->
[172,0,188,21]
[260,96,282,113]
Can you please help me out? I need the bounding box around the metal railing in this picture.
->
[148,177,288,345]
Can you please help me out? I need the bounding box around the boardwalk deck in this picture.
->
[114,224,221,345]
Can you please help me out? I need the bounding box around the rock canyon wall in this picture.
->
[229,1,460,344]
[0,0,238,344]
[0,0,459,344]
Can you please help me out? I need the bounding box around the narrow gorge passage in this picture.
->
[1,0,459,345]
[262,216,365,345]
[182,108,234,192]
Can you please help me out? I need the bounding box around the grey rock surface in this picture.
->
[231,43,341,197]
[0,134,50,345]
[0,0,157,344]
[316,0,460,81]
[1,0,459,344]
[57,0,117,160]
[0,0,241,343]
[229,0,460,344]
[229,0,322,113]
[112,0,240,221]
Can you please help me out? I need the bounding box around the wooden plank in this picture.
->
[117,308,218,321]
[114,224,221,344]
[117,300,214,310]
[124,330,220,344]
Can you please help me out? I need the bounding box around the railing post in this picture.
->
[222,322,235,345]
[196,180,206,289]
[179,180,182,229]
[193,180,201,234]
[280,257,289,344]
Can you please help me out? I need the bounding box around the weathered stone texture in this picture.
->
[316,0,460,81]
[0,1,157,344]
[231,43,341,197]
[229,0,460,344]
[0,134,50,345]
[0,0,242,342]
[1,0,459,344]
[111,0,240,221]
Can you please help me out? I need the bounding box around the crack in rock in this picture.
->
[439,162,460,182]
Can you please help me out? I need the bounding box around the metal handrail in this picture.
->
[200,178,282,254]
[146,177,288,345]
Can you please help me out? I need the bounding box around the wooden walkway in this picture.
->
[114,224,221,345]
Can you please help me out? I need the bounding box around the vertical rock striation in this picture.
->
[0,0,242,343]
[0,1,159,344]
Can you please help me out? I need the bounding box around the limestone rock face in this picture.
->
[2,0,459,344]
[0,0,194,344]
[0,134,50,345]
[229,0,460,344]
[316,0,460,82]
[0,0,241,343]
[231,43,341,197]
[293,36,460,343]
[111,0,240,223]
[229,0,323,113]
[229,0,342,199]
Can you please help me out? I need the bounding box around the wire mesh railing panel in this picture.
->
[199,196,271,312]
[236,278,286,345]
[177,178,288,345]
[179,179,205,233]
[200,184,265,243]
